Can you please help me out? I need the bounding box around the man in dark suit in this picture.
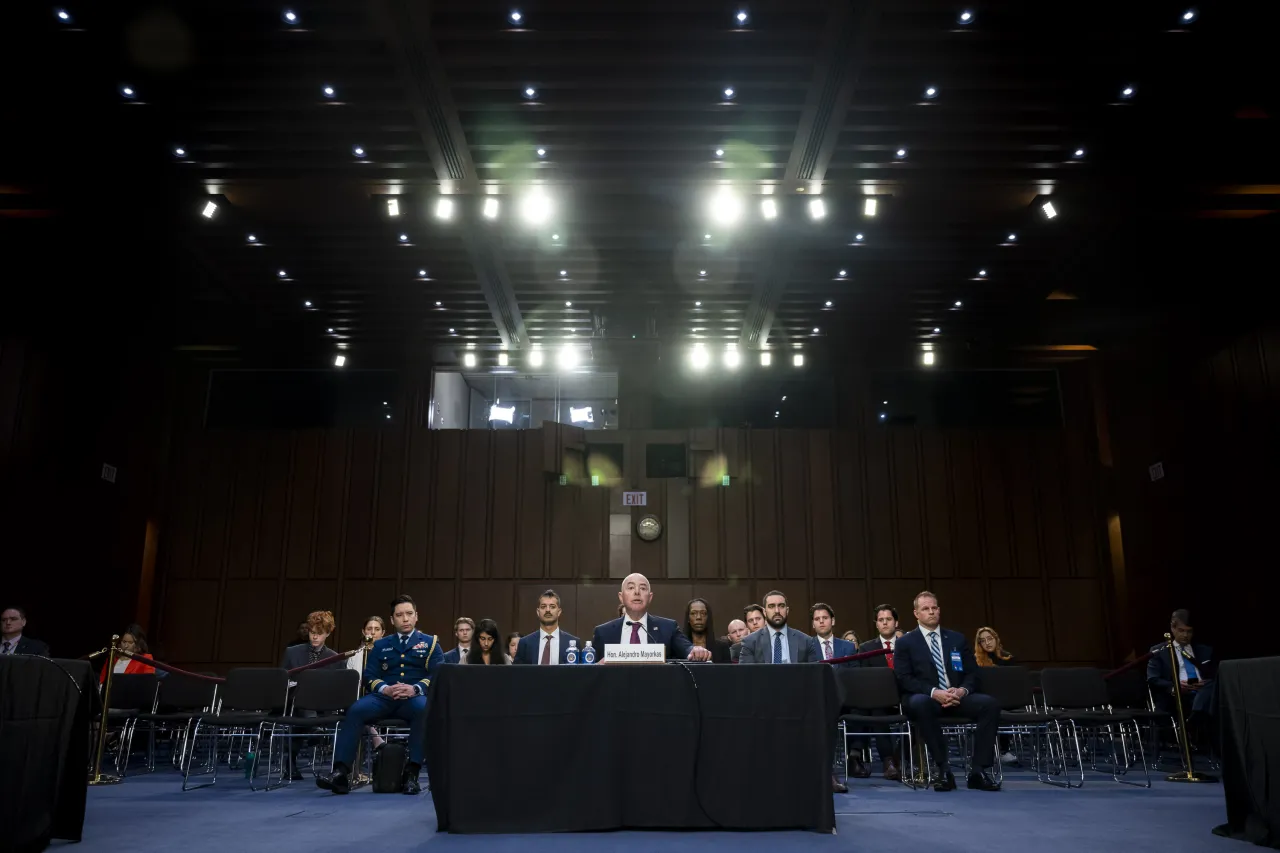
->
[1,606,50,657]
[279,610,344,780]
[1147,609,1215,718]
[852,604,903,781]
[726,619,748,663]
[590,573,711,661]
[737,590,816,664]
[808,603,857,665]
[442,617,474,664]
[514,589,580,664]
[894,591,1001,792]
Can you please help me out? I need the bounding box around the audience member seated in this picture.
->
[1,606,50,657]
[513,589,580,664]
[841,630,860,646]
[1147,608,1215,750]
[443,617,474,664]
[466,619,511,665]
[684,598,731,663]
[809,603,856,665]
[507,632,521,661]
[319,594,442,796]
[591,574,711,661]
[726,619,748,662]
[894,591,1001,792]
[851,604,903,781]
[348,615,386,749]
[974,626,1018,764]
[743,603,766,635]
[99,624,155,683]
[281,611,341,670]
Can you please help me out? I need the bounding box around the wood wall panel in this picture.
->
[489,432,520,579]
[255,434,293,579]
[722,431,751,578]
[1006,438,1042,579]
[342,432,378,580]
[278,580,338,649]
[1035,435,1072,578]
[217,579,278,663]
[1048,579,1108,662]
[948,434,985,578]
[892,433,925,578]
[517,430,547,579]
[196,442,234,580]
[460,431,492,578]
[401,427,434,579]
[812,579,871,642]
[989,579,1051,662]
[978,438,1013,578]
[749,431,779,578]
[314,432,348,579]
[285,433,320,579]
[226,436,264,578]
[779,431,810,580]
[373,429,407,579]
[692,482,721,578]
[931,580,987,643]
[865,429,896,577]
[921,434,954,578]
[339,579,399,647]
[399,580,455,648]
[834,429,868,579]
[159,579,219,662]
[430,431,463,579]
[808,431,838,579]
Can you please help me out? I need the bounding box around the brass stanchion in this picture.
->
[89,635,123,785]
[1163,632,1217,783]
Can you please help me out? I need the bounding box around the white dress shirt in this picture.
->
[0,634,20,654]
[817,634,835,660]
[1175,642,1202,683]
[623,612,650,644]
[918,625,958,696]
[767,626,791,663]
[538,628,562,664]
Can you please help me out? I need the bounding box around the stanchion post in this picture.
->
[352,643,370,786]
[1163,632,1217,783]
[89,634,124,785]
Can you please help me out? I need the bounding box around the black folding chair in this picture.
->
[182,668,288,791]
[98,673,158,776]
[131,673,219,773]
[1105,666,1179,771]
[977,666,1069,786]
[1040,667,1150,788]
[834,668,916,789]
[261,668,359,790]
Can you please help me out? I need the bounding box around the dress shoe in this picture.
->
[402,769,422,795]
[831,775,849,793]
[883,758,901,782]
[966,767,1002,792]
[848,757,871,779]
[287,766,305,782]
[932,769,956,791]
[317,766,350,795]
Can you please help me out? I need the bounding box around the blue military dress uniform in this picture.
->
[334,629,443,767]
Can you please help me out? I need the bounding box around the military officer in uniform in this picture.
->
[318,594,443,795]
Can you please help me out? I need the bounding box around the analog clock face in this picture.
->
[636,514,663,542]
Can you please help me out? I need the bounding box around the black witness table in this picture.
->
[1214,656,1280,848]
[426,662,840,833]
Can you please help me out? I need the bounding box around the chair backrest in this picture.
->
[1040,667,1110,709]
[1105,666,1151,710]
[156,672,219,711]
[835,666,901,711]
[107,673,159,711]
[218,667,289,713]
[976,665,1034,709]
[293,668,360,713]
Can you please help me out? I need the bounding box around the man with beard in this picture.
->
[591,574,712,661]
[684,598,731,663]
[513,589,581,665]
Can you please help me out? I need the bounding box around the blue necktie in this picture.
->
[928,632,949,690]
[1181,648,1199,680]
[772,631,783,664]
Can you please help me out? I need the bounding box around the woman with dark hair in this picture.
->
[684,599,731,663]
[506,632,521,661]
[348,615,387,748]
[99,624,155,683]
[466,619,511,665]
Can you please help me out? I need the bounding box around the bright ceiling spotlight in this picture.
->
[448,328,456,335]
[510,10,522,23]
[709,188,744,225]
[482,197,500,220]
[519,188,553,225]
[694,300,702,307]
[812,327,820,334]
[463,352,477,368]
[736,10,748,24]
[247,234,257,243]
[557,344,579,370]
[704,233,712,240]
[536,147,546,157]
[565,300,572,307]
[807,198,826,220]
[353,145,366,158]
[761,351,772,366]
[863,197,878,217]
[933,327,941,334]
[201,200,218,219]
[698,270,707,277]
[435,300,442,307]
[793,353,805,367]
[824,300,833,307]
[715,148,724,157]
[529,347,544,367]
[958,9,973,24]
[490,404,515,424]
[498,352,509,367]
[303,300,312,307]
[322,85,336,99]
[1006,233,1017,242]
[435,197,454,220]
[386,198,400,217]
[924,86,938,99]
[1073,148,1085,159]
[523,86,537,99]
[418,269,427,277]
[398,233,410,243]
[689,344,710,370]
[854,232,865,242]
[279,270,289,278]
[120,85,137,99]
[173,146,187,158]
[761,198,778,220]
[895,147,908,159]
[1121,85,1135,99]
[1041,200,1058,219]
[1181,9,1196,23]
[334,354,347,367]
[559,269,567,277]
[283,9,298,24]
[724,344,741,369]
[56,9,71,22]
[837,269,847,278]
[723,87,735,100]
[978,268,987,277]
[954,300,963,307]
[923,351,936,366]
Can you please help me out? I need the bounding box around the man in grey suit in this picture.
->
[738,591,846,794]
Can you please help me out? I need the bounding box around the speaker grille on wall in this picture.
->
[645,444,686,478]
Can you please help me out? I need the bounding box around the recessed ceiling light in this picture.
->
[807,198,826,220]
[1181,9,1196,23]
[322,85,335,99]
[1121,85,1135,99]
[933,327,941,334]
[398,233,409,243]
[565,301,572,307]
[761,352,772,366]
[736,10,748,24]
[954,300,963,307]
[386,198,400,217]
[246,234,257,243]
[824,300,833,307]
[334,354,346,367]
[978,269,987,277]
[536,147,546,157]
[704,233,712,240]
[201,200,217,219]
[689,344,710,370]
[120,85,136,99]
[519,188,553,224]
[464,353,477,368]
[283,9,298,24]
[435,301,442,307]
[837,269,847,278]
[895,148,908,159]
[812,327,820,334]
[775,411,780,418]
[483,197,500,219]
[56,9,71,22]
[498,352,509,366]
[1006,233,1017,242]
[1041,201,1058,219]
[280,270,289,278]
[695,300,702,307]
[715,148,724,157]
[958,10,973,24]
[528,348,544,367]
[854,232,865,241]
[173,146,186,158]
[699,270,707,277]
[418,269,427,277]
[559,269,567,277]
[1073,148,1085,158]
[303,300,311,307]
[435,197,454,220]
[551,233,560,240]
[327,327,334,333]
[524,86,537,99]
[353,145,366,158]
[761,198,778,220]
[723,87,735,99]
[449,328,456,334]
[510,10,522,23]
[923,351,936,366]
[710,188,744,224]
[793,353,804,367]
[924,86,937,99]
[863,198,877,217]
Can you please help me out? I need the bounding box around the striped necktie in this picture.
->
[928,632,949,690]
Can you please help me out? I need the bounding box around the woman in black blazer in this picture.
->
[684,599,731,663]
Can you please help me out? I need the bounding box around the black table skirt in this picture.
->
[426,662,840,833]
[1214,656,1280,848]
[0,657,93,853]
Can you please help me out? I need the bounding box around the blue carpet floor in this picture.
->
[58,767,1236,853]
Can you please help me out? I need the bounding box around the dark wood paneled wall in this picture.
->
[155,417,1113,670]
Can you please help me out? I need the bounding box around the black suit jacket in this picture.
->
[512,629,581,665]
[858,637,895,668]
[8,637,51,657]
[280,644,340,671]
[893,627,980,696]
[591,615,694,660]
[1147,641,1214,692]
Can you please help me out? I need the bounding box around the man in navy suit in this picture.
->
[590,573,711,661]
[1,606,50,657]
[513,589,580,664]
[894,591,1001,792]
[1147,609,1215,717]
[853,604,903,781]
[807,603,857,665]
[442,617,474,664]
[318,594,443,796]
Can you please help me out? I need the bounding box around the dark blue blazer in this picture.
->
[442,647,466,665]
[893,627,980,696]
[512,630,582,665]
[1146,642,1214,692]
[365,630,444,695]
[808,635,858,667]
[591,615,693,661]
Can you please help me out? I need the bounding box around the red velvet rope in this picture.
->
[1101,650,1155,680]
[820,646,890,666]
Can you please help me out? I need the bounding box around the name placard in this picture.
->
[602,644,666,665]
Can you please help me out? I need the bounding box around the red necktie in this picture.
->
[541,634,552,665]
[885,640,894,669]
[628,621,641,643]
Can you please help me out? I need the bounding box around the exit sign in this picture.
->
[622,491,647,506]
[721,474,731,487]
